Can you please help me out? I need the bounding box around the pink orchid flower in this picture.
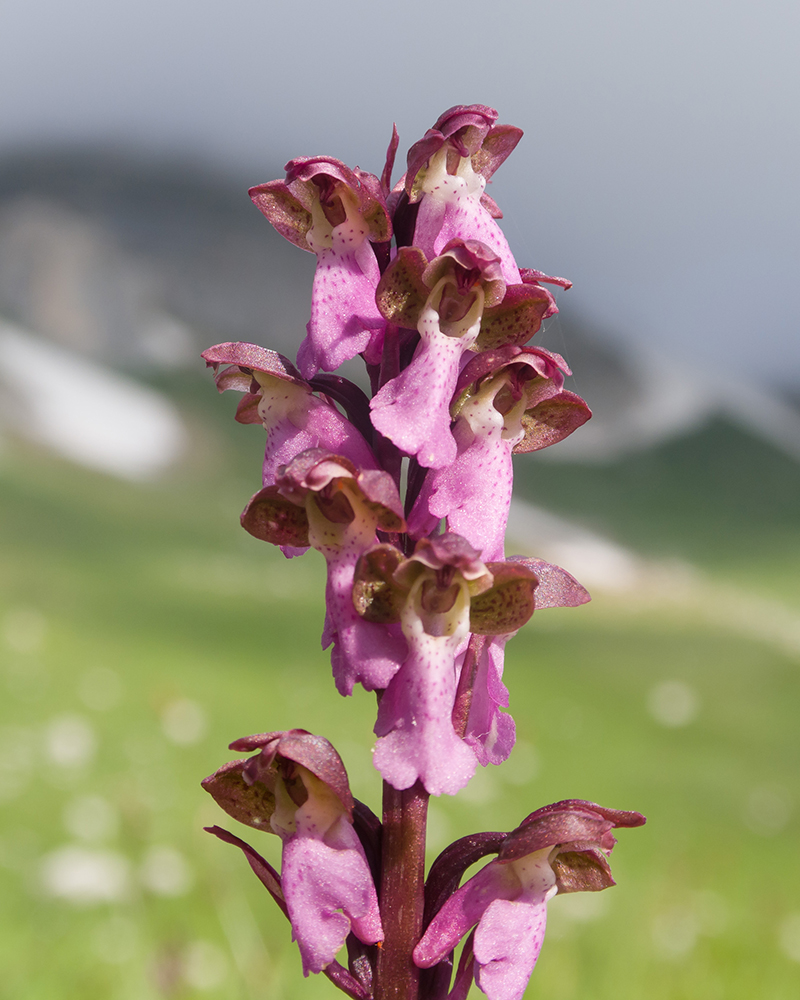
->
[408,345,591,560]
[240,449,408,694]
[250,157,391,377]
[352,535,540,795]
[370,242,506,469]
[414,801,645,1000]
[203,730,383,978]
[202,341,378,486]
[403,105,523,284]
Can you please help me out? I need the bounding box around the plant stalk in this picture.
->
[374,779,429,1000]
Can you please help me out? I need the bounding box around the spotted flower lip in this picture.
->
[202,730,383,978]
[414,801,645,999]
[461,635,516,767]
[250,157,392,378]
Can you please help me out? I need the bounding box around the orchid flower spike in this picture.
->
[200,103,641,1000]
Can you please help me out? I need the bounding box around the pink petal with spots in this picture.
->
[324,549,407,695]
[414,862,517,968]
[473,897,548,1000]
[373,632,477,795]
[415,192,520,285]
[262,396,377,488]
[370,328,464,469]
[408,421,513,561]
[298,241,384,378]
[281,823,383,976]
[415,853,549,1000]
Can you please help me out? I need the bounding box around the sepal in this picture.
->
[474,282,556,351]
[351,543,405,624]
[241,486,310,548]
[551,845,616,894]
[374,246,430,328]
[228,728,355,818]
[469,561,538,635]
[507,556,591,609]
[201,758,277,832]
[202,342,303,382]
[500,799,646,862]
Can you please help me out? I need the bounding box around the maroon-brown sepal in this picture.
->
[500,800,646,863]
[240,486,310,547]
[507,556,590,609]
[201,758,277,832]
[469,562,538,635]
[475,283,556,351]
[551,845,616,893]
[229,729,355,818]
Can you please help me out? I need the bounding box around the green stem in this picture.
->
[374,779,429,1000]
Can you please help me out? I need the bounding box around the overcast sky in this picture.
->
[2,0,799,386]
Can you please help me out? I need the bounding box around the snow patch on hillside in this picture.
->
[507,498,800,660]
[0,321,186,478]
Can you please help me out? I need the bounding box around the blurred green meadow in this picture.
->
[1,374,799,999]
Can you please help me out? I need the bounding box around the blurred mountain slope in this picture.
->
[514,416,800,596]
[0,148,314,364]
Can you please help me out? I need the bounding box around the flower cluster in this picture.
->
[202,105,643,1000]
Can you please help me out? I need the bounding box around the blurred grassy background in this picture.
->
[1,371,799,999]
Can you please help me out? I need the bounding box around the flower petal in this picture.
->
[463,636,516,766]
[373,631,477,796]
[414,860,517,968]
[299,240,385,377]
[473,897,548,1000]
[281,830,383,975]
[201,759,277,832]
[370,319,465,469]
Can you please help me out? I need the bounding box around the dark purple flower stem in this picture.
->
[374,779,429,1000]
